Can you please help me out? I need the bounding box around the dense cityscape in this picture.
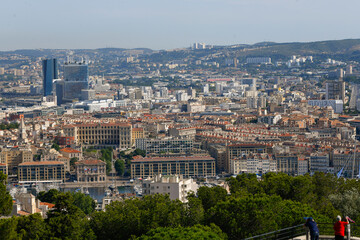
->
[1,39,360,239]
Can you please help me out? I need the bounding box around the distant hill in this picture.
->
[228,39,360,61]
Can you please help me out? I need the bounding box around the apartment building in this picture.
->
[135,138,193,155]
[131,155,216,179]
[63,122,132,149]
[0,149,33,175]
[75,159,107,183]
[132,128,145,145]
[18,161,65,183]
[231,153,277,175]
[226,144,269,173]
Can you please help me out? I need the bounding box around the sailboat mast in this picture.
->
[352,136,356,179]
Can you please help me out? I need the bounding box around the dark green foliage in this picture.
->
[37,189,60,203]
[90,194,186,240]
[100,147,113,175]
[51,143,60,151]
[136,224,227,240]
[37,189,95,215]
[0,217,18,240]
[197,186,227,211]
[72,192,96,215]
[0,122,19,130]
[207,194,330,240]
[46,192,95,239]
[16,214,47,240]
[114,159,125,176]
[0,172,13,216]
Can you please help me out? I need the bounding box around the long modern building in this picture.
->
[131,156,216,179]
[18,161,65,183]
[63,122,132,149]
[135,138,193,155]
[42,59,58,96]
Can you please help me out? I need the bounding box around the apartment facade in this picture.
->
[131,156,216,179]
[63,122,132,149]
[75,159,107,183]
[18,161,65,183]
[0,149,33,175]
[135,138,193,155]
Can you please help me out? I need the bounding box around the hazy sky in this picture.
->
[1,0,360,50]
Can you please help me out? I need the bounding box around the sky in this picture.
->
[1,0,360,51]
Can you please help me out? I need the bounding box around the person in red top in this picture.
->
[333,215,349,240]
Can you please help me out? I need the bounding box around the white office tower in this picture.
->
[247,96,258,109]
[141,86,153,100]
[258,96,267,109]
[175,91,188,101]
[142,174,198,203]
[347,65,353,75]
[203,84,209,94]
[160,87,169,98]
[93,76,110,92]
[216,82,226,94]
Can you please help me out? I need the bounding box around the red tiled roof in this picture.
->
[40,202,55,208]
[60,148,81,153]
[18,210,30,216]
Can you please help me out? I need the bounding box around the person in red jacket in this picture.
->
[333,215,349,240]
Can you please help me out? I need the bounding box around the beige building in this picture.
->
[226,144,269,173]
[75,159,106,182]
[60,147,82,160]
[63,123,132,149]
[0,149,33,175]
[18,161,65,183]
[132,128,145,145]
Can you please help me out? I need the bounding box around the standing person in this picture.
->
[333,215,349,240]
[304,217,319,240]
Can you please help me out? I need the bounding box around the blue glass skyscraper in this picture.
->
[42,59,58,96]
[63,61,89,101]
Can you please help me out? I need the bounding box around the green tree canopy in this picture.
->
[0,172,13,216]
[136,224,227,240]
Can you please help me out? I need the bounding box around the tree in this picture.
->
[51,143,60,151]
[0,172,13,216]
[37,189,60,203]
[329,188,360,219]
[90,194,185,240]
[0,217,18,240]
[197,186,227,212]
[46,192,95,239]
[70,157,78,171]
[206,194,330,240]
[72,192,96,215]
[136,224,228,240]
[115,159,125,176]
[16,214,47,240]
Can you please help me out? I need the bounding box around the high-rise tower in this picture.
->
[42,59,58,96]
[62,61,89,101]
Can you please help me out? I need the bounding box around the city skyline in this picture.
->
[1,0,360,51]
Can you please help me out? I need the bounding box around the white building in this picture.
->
[307,100,343,113]
[142,174,198,203]
[231,154,277,175]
